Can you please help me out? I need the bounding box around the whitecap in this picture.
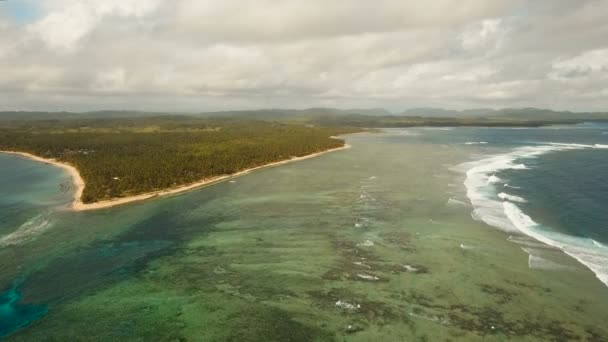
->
[460,142,607,233]
[498,192,527,203]
[459,143,608,287]
[464,141,488,145]
[488,175,502,184]
[505,202,608,286]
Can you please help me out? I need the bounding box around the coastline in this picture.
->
[1,144,350,212]
[0,151,85,210]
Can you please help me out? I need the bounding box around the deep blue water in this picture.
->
[506,148,608,244]
[396,124,608,246]
[433,123,608,287]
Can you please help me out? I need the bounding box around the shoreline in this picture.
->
[1,144,350,211]
[0,151,86,210]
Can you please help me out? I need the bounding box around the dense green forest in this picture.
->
[0,117,357,203]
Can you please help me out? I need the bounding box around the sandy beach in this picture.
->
[1,144,350,211]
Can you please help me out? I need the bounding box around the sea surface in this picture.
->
[1,125,607,341]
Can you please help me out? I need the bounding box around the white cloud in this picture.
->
[459,19,504,50]
[550,49,608,80]
[28,0,161,50]
[1,0,607,112]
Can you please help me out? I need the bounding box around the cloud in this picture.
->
[27,0,161,50]
[0,0,607,112]
[459,19,504,50]
[550,49,608,79]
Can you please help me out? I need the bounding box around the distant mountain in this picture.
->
[342,108,393,116]
[0,110,191,121]
[0,111,79,121]
[1,107,607,122]
[401,108,461,117]
[401,107,496,118]
[401,107,608,121]
[490,108,608,120]
[401,107,496,117]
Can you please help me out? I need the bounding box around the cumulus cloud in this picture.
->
[28,0,161,50]
[0,0,607,112]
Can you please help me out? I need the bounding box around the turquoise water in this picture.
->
[0,283,47,337]
[0,154,72,239]
[1,128,608,340]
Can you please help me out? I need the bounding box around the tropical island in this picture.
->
[1,107,607,210]
[0,116,357,210]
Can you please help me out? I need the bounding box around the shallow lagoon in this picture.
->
[1,129,607,341]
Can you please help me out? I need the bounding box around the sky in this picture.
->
[0,0,607,113]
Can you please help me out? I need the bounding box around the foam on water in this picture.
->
[487,175,502,183]
[461,143,608,287]
[592,240,606,249]
[507,235,553,249]
[0,214,53,247]
[504,183,521,189]
[447,198,469,207]
[497,192,527,203]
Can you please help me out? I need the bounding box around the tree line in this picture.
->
[0,117,357,203]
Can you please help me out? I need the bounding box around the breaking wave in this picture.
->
[460,143,608,287]
[498,192,527,203]
[0,214,53,247]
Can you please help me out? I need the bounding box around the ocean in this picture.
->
[1,125,607,340]
[453,123,608,287]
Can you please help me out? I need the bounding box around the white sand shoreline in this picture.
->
[1,144,350,211]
